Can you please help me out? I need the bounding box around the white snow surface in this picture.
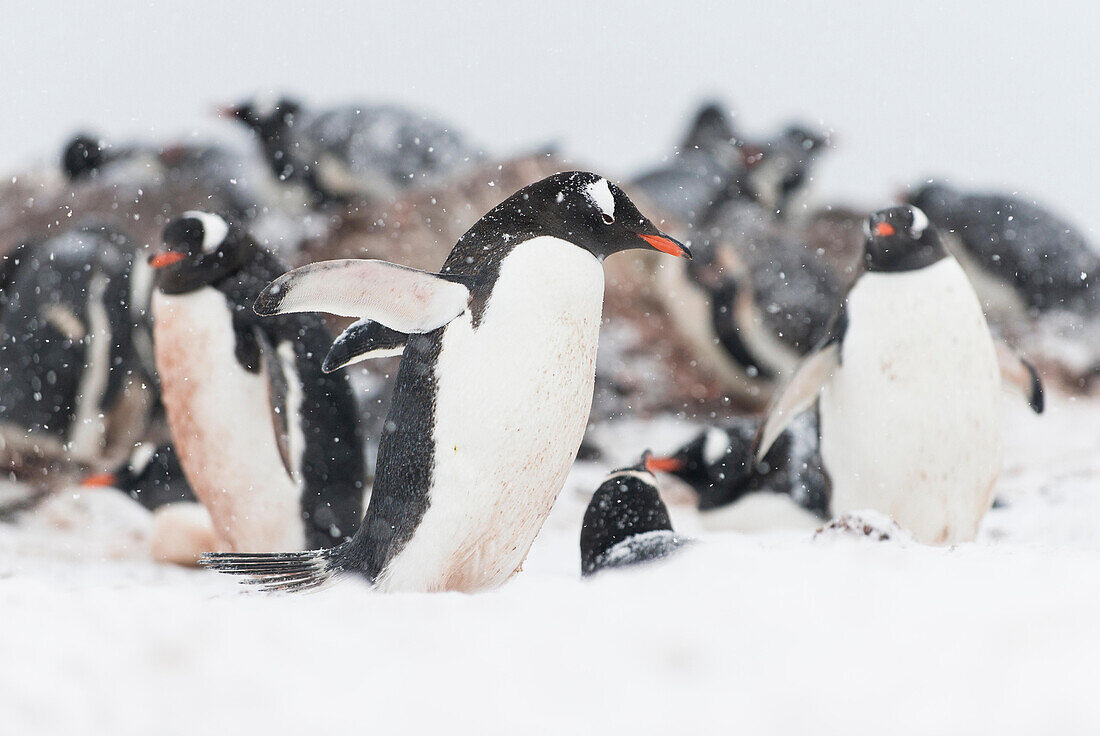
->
[2,393,1099,734]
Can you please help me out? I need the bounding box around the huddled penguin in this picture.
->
[580,454,689,576]
[907,181,1100,321]
[0,225,151,468]
[631,102,744,227]
[201,172,691,593]
[222,96,482,205]
[647,412,828,531]
[149,212,365,554]
[82,441,195,511]
[752,205,1043,544]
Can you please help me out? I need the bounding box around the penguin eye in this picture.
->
[601,214,615,225]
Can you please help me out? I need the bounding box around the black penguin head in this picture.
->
[62,134,107,180]
[646,426,755,510]
[579,455,676,575]
[83,443,189,511]
[82,442,161,494]
[151,212,252,293]
[682,101,740,157]
[519,171,691,261]
[863,205,947,273]
[740,122,830,214]
[222,96,302,138]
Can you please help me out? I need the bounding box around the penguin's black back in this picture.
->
[580,471,682,576]
[912,185,1100,314]
[214,249,366,547]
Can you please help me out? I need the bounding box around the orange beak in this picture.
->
[639,233,692,259]
[873,222,897,238]
[82,472,117,488]
[645,456,686,473]
[149,251,187,269]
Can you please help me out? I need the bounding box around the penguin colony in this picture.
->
[2,92,1092,590]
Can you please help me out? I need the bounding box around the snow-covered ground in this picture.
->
[3,391,1098,735]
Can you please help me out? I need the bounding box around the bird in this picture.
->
[656,198,846,405]
[631,101,745,227]
[0,225,151,469]
[739,123,831,219]
[81,441,195,511]
[646,412,828,532]
[752,205,1043,544]
[149,212,366,553]
[221,95,482,205]
[200,171,691,593]
[580,453,689,576]
[906,181,1099,319]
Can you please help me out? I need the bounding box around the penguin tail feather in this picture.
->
[198,547,341,593]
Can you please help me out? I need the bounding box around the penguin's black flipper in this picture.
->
[996,342,1045,414]
[256,330,302,485]
[323,319,408,373]
[254,259,470,334]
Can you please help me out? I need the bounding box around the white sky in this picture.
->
[4,1,1097,234]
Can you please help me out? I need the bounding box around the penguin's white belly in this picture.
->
[152,288,305,552]
[379,237,604,592]
[819,259,1002,545]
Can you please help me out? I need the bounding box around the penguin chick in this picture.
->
[580,454,689,576]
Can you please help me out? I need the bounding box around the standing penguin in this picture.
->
[150,212,365,553]
[202,171,691,592]
[753,206,1042,544]
[580,454,689,576]
[0,225,149,468]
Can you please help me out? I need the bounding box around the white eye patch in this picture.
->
[584,178,615,220]
[909,206,929,237]
[183,211,230,253]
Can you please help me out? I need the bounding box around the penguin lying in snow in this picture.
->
[751,205,1043,545]
[0,225,151,468]
[82,442,195,511]
[201,172,691,593]
[646,413,828,532]
[580,454,689,576]
[221,96,482,205]
[149,212,365,555]
[906,181,1099,319]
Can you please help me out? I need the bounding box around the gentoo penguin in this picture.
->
[580,454,689,576]
[0,226,149,467]
[657,198,845,404]
[201,171,691,592]
[222,96,481,205]
[740,123,831,219]
[752,205,1043,544]
[150,212,365,552]
[82,442,195,511]
[631,101,745,227]
[647,412,828,531]
[907,181,1099,319]
[59,133,296,241]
